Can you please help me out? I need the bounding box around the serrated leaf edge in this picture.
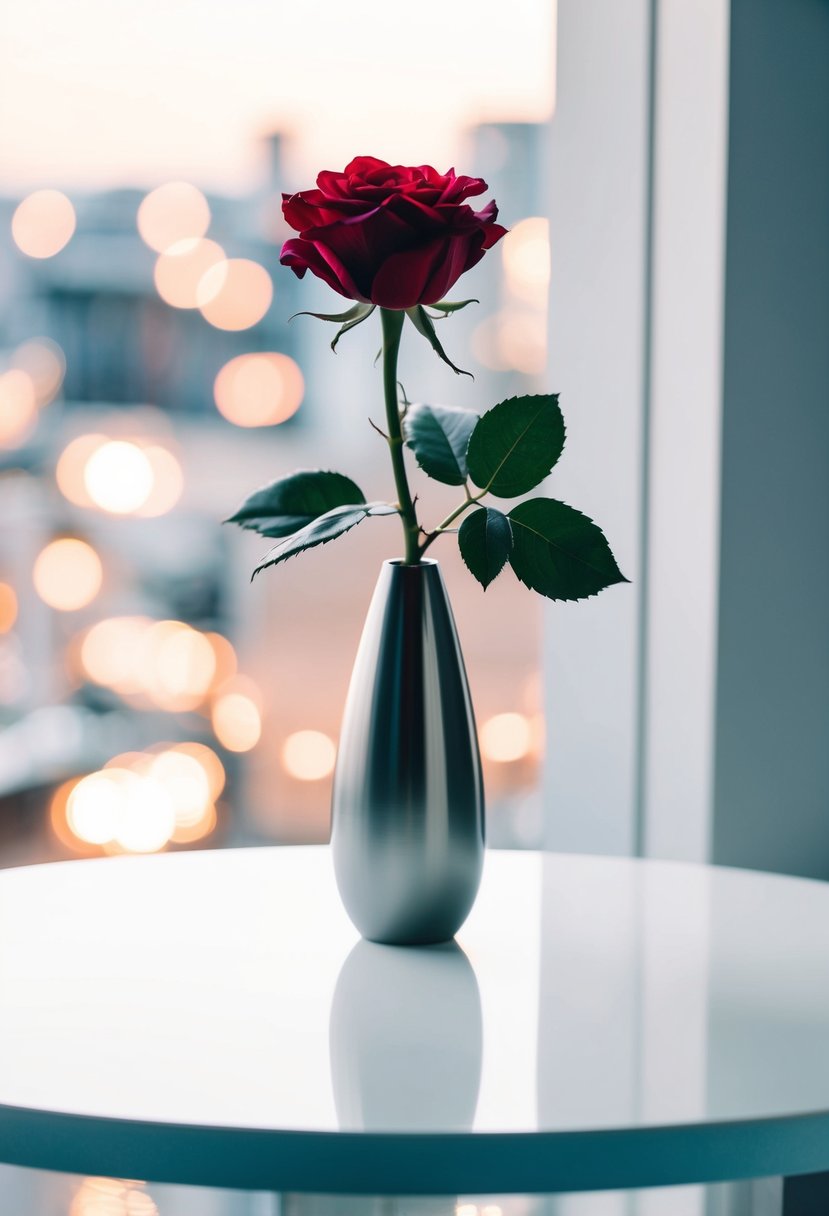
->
[507,498,628,602]
[252,502,397,580]
[468,394,565,497]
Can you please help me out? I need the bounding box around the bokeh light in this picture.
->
[141,620,217,711]
[137,181,210,253]
[84,440,155,514]
[154,237,224,309]
[170,741,226,801]
[10,337,65,405]
[33,538,103,611]
[480,712,533,762]
[56,433,108,507]
[57,433,183,516]
[502,216,550,305]
[471,310,547,375]
[282,730,336,781]
[67,766,176,853]
[0,369,37,447]
[197,258,273,330]
[80,616,153,695]
[213,352,304,427]
[148,749,211,833]
[135,444,184,516]
[54,743,223,854]
[11,189,76,258]
[0,584,17,634]
[71,1177,158,1216]
[211,686,262,752]
[205,632,238,688]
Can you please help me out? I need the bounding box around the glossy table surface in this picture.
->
[1,846,829,1193]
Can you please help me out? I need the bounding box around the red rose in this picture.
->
[280,156,507,310]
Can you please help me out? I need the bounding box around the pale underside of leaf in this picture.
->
[404,403,479,485]
[252,502,397,579]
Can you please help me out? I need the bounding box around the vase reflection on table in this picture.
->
[329,939,482,1132]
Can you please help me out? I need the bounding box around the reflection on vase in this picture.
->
[329,939,482,1131]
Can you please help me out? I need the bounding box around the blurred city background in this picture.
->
[0,0,555,880]
[0,0,554,1209]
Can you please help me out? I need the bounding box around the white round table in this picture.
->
[0,846,828,1195]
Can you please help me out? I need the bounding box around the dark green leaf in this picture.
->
[404,403,479,485]
[459,507,513,589]
[405,305,472,377]
[253,502,398,579]
[225,470,366,538]
[508,497,628,601]
[466,394,565,498]
[425,298,479,317]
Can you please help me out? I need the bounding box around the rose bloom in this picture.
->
[280,156,507,311]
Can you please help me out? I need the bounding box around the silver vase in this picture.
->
[331,559,485,946]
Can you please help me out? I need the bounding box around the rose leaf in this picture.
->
[225,470,367,538]
[252,502,398,579]
[458,507,513,589]
[508,497,628,601]
[466,394,565,498]
[404,403,479,485]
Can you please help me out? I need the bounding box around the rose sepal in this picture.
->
[290,303,376,351]
[424,298,479,319]
[405,306,472,378]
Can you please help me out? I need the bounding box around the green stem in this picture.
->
[380,308,421,564]
[419,487,486,556]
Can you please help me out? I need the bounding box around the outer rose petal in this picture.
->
[419,232,479,304]
[280,238,370,302]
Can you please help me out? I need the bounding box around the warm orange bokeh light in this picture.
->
[471,311,547,376]
[154,237,224,309]
[282,730,337,781]
[137,181,210,253]
[0,369,38,447]
[71,1176,158,1216]
[84,439,154,514]
[212,689,262,752]
[11,337,65,405]
[80,616,153,694]
[141,620,216,711]
[135,444,184,516]
[205,632,237,689]
[171,741,226,803]
[33,538,103,611]
[0,584,18,634]
[12,189,76,258]
[56,433,108,507]
[197,258,273,330]
[502,216,550,305]
[67,767,176,854]
[57,433,182,516]
[480,712,533,763]
[213,352,304,428]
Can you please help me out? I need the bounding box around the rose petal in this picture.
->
[280,238,370,302]
[370,237,452,309]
